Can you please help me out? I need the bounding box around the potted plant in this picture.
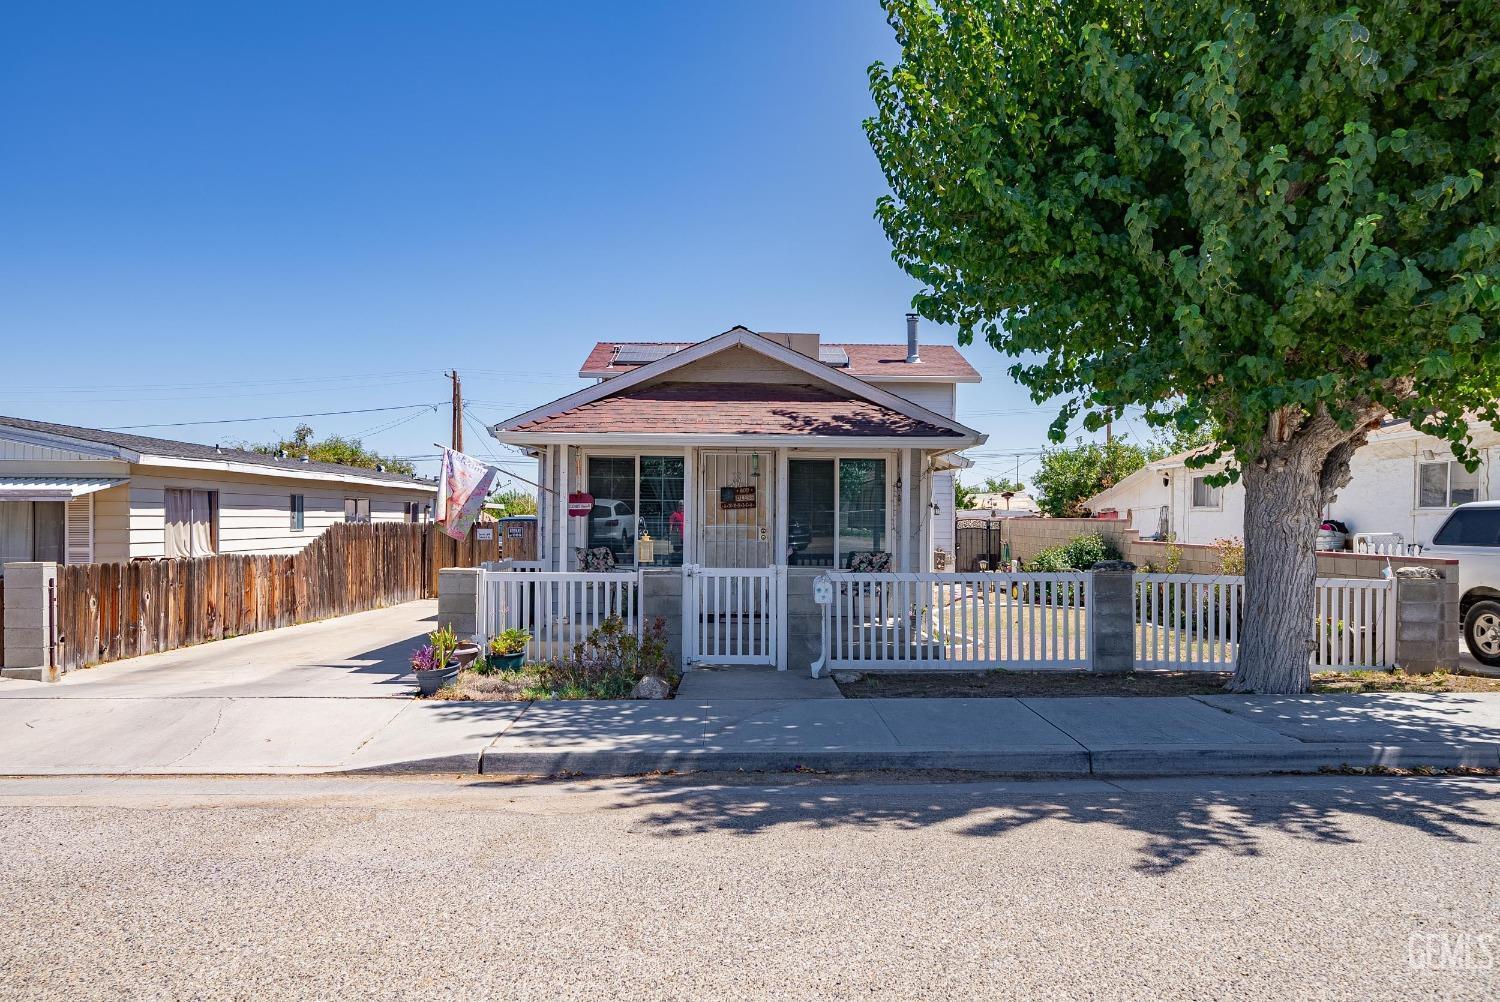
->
[487,627,531,670]
[411,624,463,695]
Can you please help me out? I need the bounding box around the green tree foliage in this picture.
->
[1032,440,1149,517]
[954,479,979,510]
[245,424,416,476]
[867,0,1498,692]
[980,476,1025,494]
[486,487,538,517]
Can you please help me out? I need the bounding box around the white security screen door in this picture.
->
[697,450,774,568]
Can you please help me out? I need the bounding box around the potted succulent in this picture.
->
[411,624,463,696]
[487,627,531,671]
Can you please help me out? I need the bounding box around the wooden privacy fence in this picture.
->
[55,521,522,671]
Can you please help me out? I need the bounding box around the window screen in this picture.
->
[290,494,305,531]
[788,460,835,567]
[838,459,887,566]
[1191,476,1222,508]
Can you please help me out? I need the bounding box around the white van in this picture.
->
[1425,501,1500,666]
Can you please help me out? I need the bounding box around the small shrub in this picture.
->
[1024,533,1119,572]
[532,615,675,698]
[1212,537,1245,575]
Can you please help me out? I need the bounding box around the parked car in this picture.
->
[1424,501,1500,666]
[588,499,636,553]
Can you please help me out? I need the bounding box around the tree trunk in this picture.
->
[1229,453,1326,693]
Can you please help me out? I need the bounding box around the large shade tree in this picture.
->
[868,0,1499,692]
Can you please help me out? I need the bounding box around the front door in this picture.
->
[687,450,782,667]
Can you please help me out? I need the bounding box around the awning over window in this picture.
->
[0,477,126,502]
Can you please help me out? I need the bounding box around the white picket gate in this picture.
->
[1134,573,1395,671]
[814,571,1090,674]
[684,564,783,668]
[480,569,642,663]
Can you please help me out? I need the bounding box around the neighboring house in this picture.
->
[0,416,436,567]
[489,320,984,574]
[1086,419,1500,549]
[962,491,1039,518]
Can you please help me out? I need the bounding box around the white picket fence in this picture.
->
[479,569,642,663]
[815,571,1090,673]
[684,564,784,667]
[1134,573,1395,671]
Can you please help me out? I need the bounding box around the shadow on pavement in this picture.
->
[576,775,1500,875]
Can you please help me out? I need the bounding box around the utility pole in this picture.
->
[448,370,463,452]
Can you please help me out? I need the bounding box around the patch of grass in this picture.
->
[1309,668,1500,694]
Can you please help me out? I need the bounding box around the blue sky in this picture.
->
[0,1,1122,491]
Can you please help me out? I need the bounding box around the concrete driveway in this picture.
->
[0,600,438,699]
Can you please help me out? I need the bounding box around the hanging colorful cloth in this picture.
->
[437,448,497,541]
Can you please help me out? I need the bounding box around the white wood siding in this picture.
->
[876,381,955,419]
[930,470,955,560]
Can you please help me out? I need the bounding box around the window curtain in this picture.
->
[0,501,35,565]
[189,490,215,556]
[164,489,192,558]
[165,489,216,558]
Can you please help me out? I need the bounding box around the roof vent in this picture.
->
[905,313,922,364]
[376,463,386,473]
[300,455,310,463]
[214,444,223,454]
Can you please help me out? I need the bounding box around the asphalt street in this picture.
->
[2,773,1496,1001]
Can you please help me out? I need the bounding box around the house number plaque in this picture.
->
[719,485,756,510]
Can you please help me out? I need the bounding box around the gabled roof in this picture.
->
[494,326,986,448]
[580,337,981,382]
[514,382,965,438]
[0,415,435,490]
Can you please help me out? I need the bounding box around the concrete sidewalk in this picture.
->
[1,688,1495,777]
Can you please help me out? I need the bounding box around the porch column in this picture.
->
[899,448,913,572]
[682,447,696,567]
[554,444,569,571]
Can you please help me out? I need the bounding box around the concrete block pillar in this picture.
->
[1088,561,1137,673]
[437,567,483,643]
[1394,566,1460,675]
[639,569,684,671]
[3,562,61,683]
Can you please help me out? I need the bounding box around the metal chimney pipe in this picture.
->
[905,313,922,363]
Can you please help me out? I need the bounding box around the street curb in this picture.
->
[476,742,1500,779]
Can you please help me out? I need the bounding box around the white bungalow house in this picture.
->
[1086,418,1500,550]
[489,321,984,576]
[0,416,436,567]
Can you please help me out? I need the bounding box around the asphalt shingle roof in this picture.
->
[0,415,432,486]
[514,382,964,438]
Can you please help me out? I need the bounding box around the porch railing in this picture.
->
[479,569,642,663]
[815,571,1091,673]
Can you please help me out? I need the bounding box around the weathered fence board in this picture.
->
[55,521,505,671]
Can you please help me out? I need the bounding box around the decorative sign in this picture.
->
[813,576,833,605]
[568,492,594,517]
[507,525,525,538]
[475,526,494,541]
[719,485,756,510]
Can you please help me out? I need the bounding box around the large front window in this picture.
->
[586,455,684,566]
[165,489,218,558]
[787,458,887,568]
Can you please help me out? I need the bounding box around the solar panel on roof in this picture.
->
[818,346,851,367]
[612,345,685,365]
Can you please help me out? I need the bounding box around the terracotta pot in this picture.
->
[452,643,482,669]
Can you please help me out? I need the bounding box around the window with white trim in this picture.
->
[344,497,370,523]
[1418,460,1483,509]
[290,494,305,531]
[787,458,888,568]
[1190,475,1222,509]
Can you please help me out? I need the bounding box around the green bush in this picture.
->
[1024,533,1119,572]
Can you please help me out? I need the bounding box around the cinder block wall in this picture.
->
[639,569,683,671]
[1004,519,1458,581]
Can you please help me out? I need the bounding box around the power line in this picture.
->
[108,402,442,431]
